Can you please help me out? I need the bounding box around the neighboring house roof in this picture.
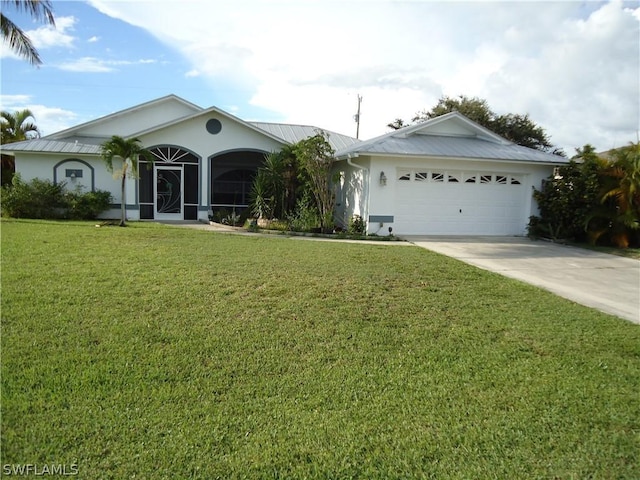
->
[336,111,569,164]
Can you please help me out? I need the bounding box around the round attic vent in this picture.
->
[206,118,222,135]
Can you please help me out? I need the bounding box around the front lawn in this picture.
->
[2,219,638,479]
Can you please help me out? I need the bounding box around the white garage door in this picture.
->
[393,169,527,235]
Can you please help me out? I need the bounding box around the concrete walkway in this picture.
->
[403,236,640,324]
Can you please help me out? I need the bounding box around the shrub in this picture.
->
[1,175,111,220]
[65,189,112,220]
[286,192,320,232]
[348,214,366,235]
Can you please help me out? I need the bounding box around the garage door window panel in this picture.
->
[398,170,412,181]
[464,174,477,183]
[448,173,461,183]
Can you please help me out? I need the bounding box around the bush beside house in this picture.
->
[529,143,640,248]
[1,175,111,220]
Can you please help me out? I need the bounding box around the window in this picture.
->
[510,176,522,185]
[447,173,460,183]
[464,175,477,184]
[398,171,411,181]
[415,172,428,181]
[480,175,492,184]
[65,169,83,178]
[431,172,444,182]
[496,175,507,184]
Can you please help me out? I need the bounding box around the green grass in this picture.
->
[568,242,640,260]
[2,219,639,479]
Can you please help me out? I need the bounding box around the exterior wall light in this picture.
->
[379,171,387,186]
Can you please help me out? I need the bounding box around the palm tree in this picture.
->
[585,143,640,248]
[1,0,55,66]
[100,136,154,227]
[1,109,41,185]
[601,142,640,215]
[1,109,41,143]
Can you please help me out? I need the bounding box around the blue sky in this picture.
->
[1,0,639,154]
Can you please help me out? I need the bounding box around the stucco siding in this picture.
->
[60,99,199,139]
[15,153,128,204]
[333,159,369,228]
[364,155,555,235]
[139,114,284,155]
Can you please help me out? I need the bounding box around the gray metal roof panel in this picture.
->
[337,134,568,164]
[1,139,102,155]
[250,122,360,152]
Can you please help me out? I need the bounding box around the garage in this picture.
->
[334,112,569,236]
[393,169,528,235]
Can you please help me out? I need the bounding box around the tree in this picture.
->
[1,108,40,143]
[1,109,41,186]
[390,94,560,154]
[293,131,336,232]
[412,95,494,126]
[490,112,553,152]
[100,136,153,227]
[1,0,55,66]
[529,145,605,242]
[586,142,640,247]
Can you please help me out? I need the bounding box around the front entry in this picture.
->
[155,165,183,220]
[138,146,200,221]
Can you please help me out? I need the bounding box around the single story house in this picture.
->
[3,94,569,235]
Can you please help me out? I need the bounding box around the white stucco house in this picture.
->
[3,94,569,235]
[3,94,358,223]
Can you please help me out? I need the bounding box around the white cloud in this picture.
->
[56,56,158,72]
[57,56,114,72]
[88,36,100,43]
[27,15,77,50]
[0,95,79,136]
[0,14,76,61]
[86,1,640,151]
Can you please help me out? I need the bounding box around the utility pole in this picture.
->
[354,94,362,139]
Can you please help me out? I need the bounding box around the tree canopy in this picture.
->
[1,109,41,144]
[389,95,562,155]
[1,109,41,185]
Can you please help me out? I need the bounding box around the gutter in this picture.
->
[346,153,367,172]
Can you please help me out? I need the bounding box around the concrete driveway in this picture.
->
[403,236,640,324]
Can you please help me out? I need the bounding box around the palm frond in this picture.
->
[0,13,42,66]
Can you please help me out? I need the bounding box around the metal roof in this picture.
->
[250,122,360,151]
[335,112,569,164]
[1,138,102,155]
[2,123,360,156]
[337,134,568,164]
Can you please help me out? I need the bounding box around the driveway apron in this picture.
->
[403,236,640,324]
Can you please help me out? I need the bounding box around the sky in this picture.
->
[1,0,638,155]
